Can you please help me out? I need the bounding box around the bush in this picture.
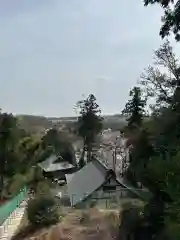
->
[120,206,141,229]
[27,196,59,228]
[7,174,25,197]
[104,211,120,234]
[89,200,97,208]
[36,181,50,196]
[118,204,142,240]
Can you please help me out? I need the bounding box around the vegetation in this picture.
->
[27,196,59,227]
[17,114,52,134]
[41,128,76,165]
[76,94,103,166]
[119,41,180,239]
[0,109,77,201]
[122,87,146,131]
[0,112,25,199]
[143,0,180,41]
[104,211,120,237]
[140,40,179,114]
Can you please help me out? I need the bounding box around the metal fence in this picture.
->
[0,186,28,225]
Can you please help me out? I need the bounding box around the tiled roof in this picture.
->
[66,159,108,206]
[38,154,75,172]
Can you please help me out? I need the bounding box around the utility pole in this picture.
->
[112,145,117,173]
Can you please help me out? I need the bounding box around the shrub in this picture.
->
[89,199,97,208]
[118,204,142,240]
[36,181,51,196]
[8,174,25,197]
[104,211,119,234]
[25,168,34,184]
[27,196,59,228]
[120,206,141,229]
[26,166,44,188]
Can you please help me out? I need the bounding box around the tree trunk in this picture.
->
[87,145,92,162]
[81,145,86,161]
[79,144,86,168]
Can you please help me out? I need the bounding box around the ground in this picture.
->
[13,208,120,240]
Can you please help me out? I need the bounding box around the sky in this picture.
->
[0,0,180,117]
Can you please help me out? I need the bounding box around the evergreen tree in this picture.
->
[122,87,146,130]
[76,94,103,165]
[0,112,19,198]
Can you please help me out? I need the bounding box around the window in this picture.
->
[103,185,116,191]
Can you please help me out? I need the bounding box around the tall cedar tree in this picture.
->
[76,94,103,166]
[122,87,146,130]
[127,129,154,187]
[0,112,18,198]
[143,0,180,41]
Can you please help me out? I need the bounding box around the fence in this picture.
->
[0,186,28,225]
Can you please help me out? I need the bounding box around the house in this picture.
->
[38,154,77,181]
[65,158,141,207]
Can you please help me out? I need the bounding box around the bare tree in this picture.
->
[139,40,180,112]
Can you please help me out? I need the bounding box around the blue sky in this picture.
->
[0,0,179,117]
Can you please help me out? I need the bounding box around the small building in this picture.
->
[38,154,77,182]
[65,158,141,207]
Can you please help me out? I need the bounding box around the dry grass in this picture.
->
[13,208,120,240]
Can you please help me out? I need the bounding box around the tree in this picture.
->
[27,195,59,227]
[76,94,103,165]
[140,40,180,113]
[121,47,180,239]
[18,136,43,173]
[126,129,154,186]
[42,128,60,151]
[41,128,76,165]
[143,0,180,41]
[0,112,20,198]
[122,87,146,130]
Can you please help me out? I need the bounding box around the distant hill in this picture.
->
[17,114,127,134]
[17,115,53,134]
[49,115,127,131]
[49,114,126,123]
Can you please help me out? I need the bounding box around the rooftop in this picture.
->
[66,159,115,206]
[39,154,75,172]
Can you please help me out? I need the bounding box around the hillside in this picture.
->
[17,114,127,134]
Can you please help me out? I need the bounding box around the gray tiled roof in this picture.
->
[66,159,108,206]
[65,173,75,183]
[39,154,75,172]
[66,158,146,206]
